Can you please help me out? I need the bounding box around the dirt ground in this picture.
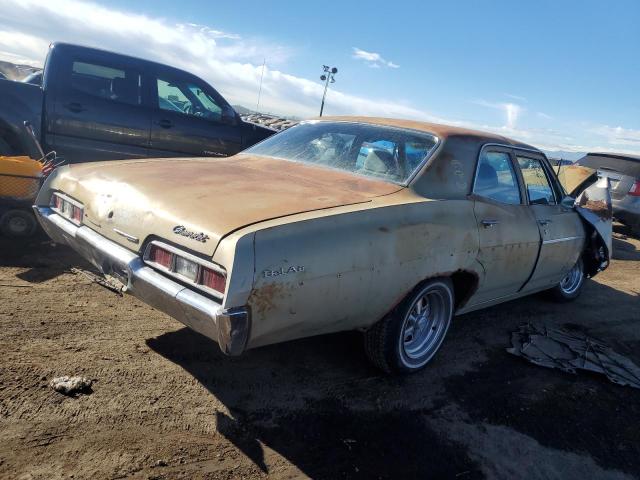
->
[0,227,639,480]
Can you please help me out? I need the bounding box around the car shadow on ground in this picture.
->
[0,234,90,283]
[147,279,640,479]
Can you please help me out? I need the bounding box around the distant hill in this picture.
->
[0,60,40,81]
[542,150,585,162]
[232,105,256,115]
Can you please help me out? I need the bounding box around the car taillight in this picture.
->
[51,193,84,225]
[72,205,83,222]
[174,255,199,282]
[148,244,173,269]
[629,180,640,197]
[201,266,226,294]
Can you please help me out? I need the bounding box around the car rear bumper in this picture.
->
[33,206,249,356]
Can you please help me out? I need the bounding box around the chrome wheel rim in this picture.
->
[560,260,583,295]
[401,289,448,361]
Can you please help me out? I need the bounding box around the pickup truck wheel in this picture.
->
[364,279,454,374]
[1,209,38,237]
[549,257,585,302]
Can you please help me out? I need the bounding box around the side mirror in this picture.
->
[560,195,575,210]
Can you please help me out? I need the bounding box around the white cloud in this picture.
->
[591,125,640,148]
[352,47,399,69]
[0,0,424,120]
[473,99,523,129]
[505,93,527,102]
[0,0,638,156]
[537,112,553,120]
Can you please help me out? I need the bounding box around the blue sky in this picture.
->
[0,0,639,154]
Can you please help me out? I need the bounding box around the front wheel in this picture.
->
[548,257,585,302]
[364,279,454,374]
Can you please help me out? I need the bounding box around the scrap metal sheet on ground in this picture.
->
[508,323,640,389]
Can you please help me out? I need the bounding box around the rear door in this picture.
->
[48,53,150,162]
[148,70,242,157]
[470,146,541,304]
[515,153,585,291]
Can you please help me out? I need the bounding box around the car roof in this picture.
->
[316,116,540,152]
[579,152,640,178]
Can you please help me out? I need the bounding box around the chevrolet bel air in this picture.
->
[33,117,612,373]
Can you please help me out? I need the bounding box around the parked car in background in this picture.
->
[0,43,274,163]
[34,118,611,373]
[574,153,640,236]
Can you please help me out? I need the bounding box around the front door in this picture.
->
[49,56,150,163]
[149,74,242,157]
[470,148,541,304]
[515,155,585,291]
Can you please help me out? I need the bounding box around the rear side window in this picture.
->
[71,61,141,106]
[516,156,556,205]
[474,151,521,205]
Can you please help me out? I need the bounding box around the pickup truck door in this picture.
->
[47,56,151,163]
[470,147,540,305]
[148,73,242,157]
[515,154,585,291]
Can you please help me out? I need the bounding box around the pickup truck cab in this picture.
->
[0,43,274,162]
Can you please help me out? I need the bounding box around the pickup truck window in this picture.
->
[157,78,223,121]
[71,61,141,106]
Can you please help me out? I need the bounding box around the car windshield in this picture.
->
[244,121,439,184]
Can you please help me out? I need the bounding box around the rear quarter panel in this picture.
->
[247,196,480,348]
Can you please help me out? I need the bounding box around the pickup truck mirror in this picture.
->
[560,195,575,209]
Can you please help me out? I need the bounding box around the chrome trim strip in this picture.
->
[542,236,583,245]
[51,191,83,209]
[113,228,139,244]
[143,240,226,300]
[32,207,249,356]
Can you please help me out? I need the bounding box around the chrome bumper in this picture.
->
[33,206,249,356]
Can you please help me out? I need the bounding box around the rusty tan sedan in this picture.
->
[34,117,611,373]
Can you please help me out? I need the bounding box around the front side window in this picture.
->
[473,151,521,205]
[517,156,556,205]
[244,121,438,184]
[157,78,223,121]
[71,61,141,106]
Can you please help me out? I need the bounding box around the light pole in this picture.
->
[319,65,338,117]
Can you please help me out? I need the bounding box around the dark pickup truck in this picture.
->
[0,43,274,162]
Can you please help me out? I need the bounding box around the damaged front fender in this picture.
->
[574,176,612,276]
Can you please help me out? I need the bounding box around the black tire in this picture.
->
[0,209,38,237]
[364,278,454,374]
[548,257,585,302]
[0,137,13,156]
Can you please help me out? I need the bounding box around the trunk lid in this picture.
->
[53,154,401,256]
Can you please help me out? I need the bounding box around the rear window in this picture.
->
[244,121,438,184]
[71,60,141,106]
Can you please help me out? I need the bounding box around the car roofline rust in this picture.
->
[313,116,539,151]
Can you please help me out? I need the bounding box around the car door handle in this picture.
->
[155,119,173,129]
[64,102,85,113]
[538,219,552,226]
[481,219,500,228]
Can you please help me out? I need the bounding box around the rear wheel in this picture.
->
[364,279,454,374]
[549,257,585,302]
[0,209,38,237]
